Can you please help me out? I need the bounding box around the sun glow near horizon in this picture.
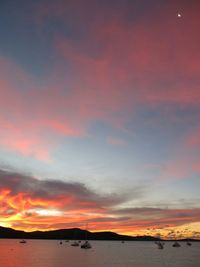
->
[1,219,200,240]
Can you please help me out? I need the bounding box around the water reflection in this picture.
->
[0,239,199,267]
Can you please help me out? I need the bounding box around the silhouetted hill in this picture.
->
[0,226,161,241]
[0,226,27,238]
[3,226,199,241]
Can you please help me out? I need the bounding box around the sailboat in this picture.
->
[71,229,80,247]
[81,240,92,249]
[172,241,181,247]
[155,241,164,249]
[81,224,92,249]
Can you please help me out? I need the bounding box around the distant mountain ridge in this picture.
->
[0,226,199,241]
[0,226,159,241]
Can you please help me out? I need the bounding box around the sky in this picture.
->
[0,0,200,239]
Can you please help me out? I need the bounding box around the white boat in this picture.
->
[172,241,181,247]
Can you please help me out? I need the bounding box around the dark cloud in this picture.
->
[109,206,200,229]
[112,207,163,215]
[0,168,136,211]
[87,216,131,223]
[112,206,200,218]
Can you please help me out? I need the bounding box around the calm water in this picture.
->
[0,239,199,267]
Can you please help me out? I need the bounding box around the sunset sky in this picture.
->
[0,0,200,239]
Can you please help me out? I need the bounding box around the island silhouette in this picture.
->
[0,226,160,241]
[0,226,198,242]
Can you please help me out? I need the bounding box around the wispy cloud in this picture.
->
[1,1,200,159]
[0,56,85,160]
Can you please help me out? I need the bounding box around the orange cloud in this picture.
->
[0,169,128,231]
[0,169,199,237]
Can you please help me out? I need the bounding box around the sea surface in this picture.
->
[0,239,199,267]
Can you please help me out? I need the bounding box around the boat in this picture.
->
[19,240,27,244]
[186,241,192,246]
[81,240,92,249]
[172,241,181,247]
[155,241,164,249]
[71,241,79,246]
[80,223,92,249]
[71,229,79,246]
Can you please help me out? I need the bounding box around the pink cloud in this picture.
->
[0,57,85,160]
[1,1,200,159]
[51,0,200,133]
